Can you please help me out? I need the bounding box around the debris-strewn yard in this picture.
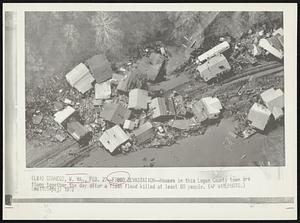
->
[26,11,284,167]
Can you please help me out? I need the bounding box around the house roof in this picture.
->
[149,74,190,92]
[95,81,111,100]
[150,97,175,120]
[198,41,230,62]
[86,54,113,84]
[259,38,283,59]
[128,88,149,110]
[247,103,271,131]
[197,54,231,82]
[65,63,95,94]
[260,88,284,111]
[133,121,155,145]
[137,56,163,82]
[117,69,139,93]
[67,121,87,141]
[101,103,131,125]
[54,106,76,125]
[99,125,129,153]
[192,97,222,122]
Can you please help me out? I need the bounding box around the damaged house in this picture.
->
[192,97,222,122]
[260,88,284,120]
[95,80,111,100]
[149,97,176,121]
[99,125,130,154]
[247,103,272,131]
[117,69,146,93]
[86,54,113,84]
[197,54,231,82]
[54,106,91,144]
[258,29,284,60]
[65,63,95,94]
[133,121,155,145]
[128,88,150,110]
[197,41,230,63]
[101,103,131,125]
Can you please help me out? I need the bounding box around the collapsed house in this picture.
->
[100,103,131,125]
[99,125,130,154]
[260,88,284,120]
[65,63,95,94]
[197,54,231,82]
[197,41,230,63]
[149,97,176,121]
[133,121,155,145]
[192,97,222,122]
[127,89,150,110]
[247,103,272,131]
[85,54,113,84]
[95,80,111,100]
[258,28,284,59]
[54,106,91,144]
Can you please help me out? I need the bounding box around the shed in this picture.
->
[86,54,113,84]
[100,103,131,125]
[128,88,150,110]
[54,106,76,125]
[149,97,176,121]
[197,41,230,63]
[197,54,231,82]
[65,63,95,94]
[247,103,272,131]
[133,121,155,145]
[99,125,130,153]
[95,81,111,100]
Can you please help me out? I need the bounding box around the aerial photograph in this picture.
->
[25,11,284,167]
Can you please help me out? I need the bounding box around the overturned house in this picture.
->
[197,54,231,82]
[86,54,113,84]
[192,97,222,122]
[100,103,131,125]
[133,121,155,145]
[99,125,130,154]
[149,97,176,121]
[65,63,95,94]
[247,103,272,131]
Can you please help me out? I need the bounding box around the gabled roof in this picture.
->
[128,89,149,110]
[133,121,155,145]
[86,54,113,84]
[150,97,175,120]
[260,88,284,111]
[65,63,95,94]
[101,103,131,125]
[247,103,271,131]
[95,81,111,100]
[54,106,76,125]
[99,125,129,153]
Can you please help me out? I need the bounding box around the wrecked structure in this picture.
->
[65,63,95,94]
[258,28,284,59]
[149,97,176,121]
[197,54,231,82]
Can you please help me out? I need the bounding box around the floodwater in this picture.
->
[75,118,284,167]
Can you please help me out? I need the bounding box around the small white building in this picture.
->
[247,103,272,131]
[99,125,130,154]
[260,88,284,120]
[192,97,222,122]
[54,106,76,126]
[65,63,95,94]
[95,81,111,100]
[128,89,150,110]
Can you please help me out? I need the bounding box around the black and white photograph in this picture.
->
[25,11,285,168]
